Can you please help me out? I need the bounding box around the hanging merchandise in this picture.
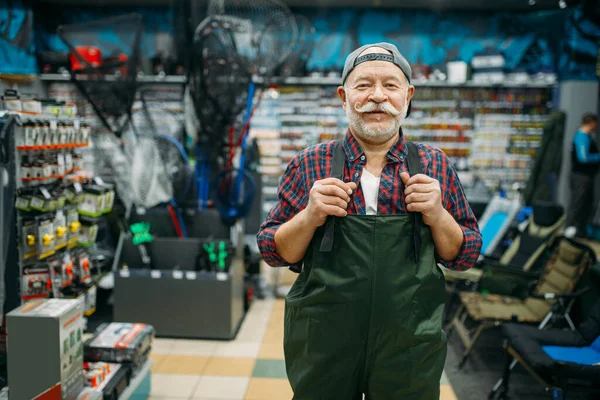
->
[129,222,153,269]
[201,0,299,223]
[78,218,99,248]
[199,240,232,272]
[189,14,252,213]
[2,106,108,313]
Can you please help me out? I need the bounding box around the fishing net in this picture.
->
[207,0,298,78]
[189,15,251,142]
[57,13,143,137]
[278,14,317,77]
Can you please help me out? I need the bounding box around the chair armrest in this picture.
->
[530,287,590,301]
[478,264,540,298]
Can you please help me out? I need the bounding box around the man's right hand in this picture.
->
[303,178,357,228]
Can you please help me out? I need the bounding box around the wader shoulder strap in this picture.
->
[320,140,345,252]
[406,141,423,263]
[319,140,423,261]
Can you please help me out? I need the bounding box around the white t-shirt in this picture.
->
[361,168,380,215]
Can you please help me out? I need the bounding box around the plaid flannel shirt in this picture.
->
[257,129,482,273]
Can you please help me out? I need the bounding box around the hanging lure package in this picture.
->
[73,249,93,285]
[78,185,105,218]
[83,284,97,317]
[20,218,38,260]
[64,180,85,205]
[79,217,99,247]
[53,209,68,251]
[66,206,81,248]
[21,268,52,301]
[29,186,55,213]
[84,322,155,372]
[36,214,56,260]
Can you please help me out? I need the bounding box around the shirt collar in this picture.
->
[342,128,408,163]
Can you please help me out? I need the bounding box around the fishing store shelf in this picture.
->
[7,110,114,320]
[112,209,246,340]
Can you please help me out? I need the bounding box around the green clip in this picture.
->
[203,243,217,263]
[217,241,228,270]
[130,223,152,246]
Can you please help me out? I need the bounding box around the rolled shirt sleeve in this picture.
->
[436,155,482,271]
[257,155,306,273]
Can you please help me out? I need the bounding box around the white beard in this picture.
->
[346,99,408,144]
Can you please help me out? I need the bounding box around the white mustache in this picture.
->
[354,101,402,116]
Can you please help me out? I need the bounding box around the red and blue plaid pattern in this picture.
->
[257,129,482,272]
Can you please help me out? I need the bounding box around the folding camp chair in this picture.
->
[449,237,596,368]
[490,299,600,400]
[442,202,565,324]
[478,194,522,260]
[443,201,565,285]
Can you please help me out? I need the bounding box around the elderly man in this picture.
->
[257,42,482,399]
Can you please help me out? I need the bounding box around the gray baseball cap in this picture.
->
[341,42,413,117]
[341,42,412,86]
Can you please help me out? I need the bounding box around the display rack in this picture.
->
[250,81,555,217]
[3,109,113,319]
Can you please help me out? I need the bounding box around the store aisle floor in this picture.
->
[147,298,458,399]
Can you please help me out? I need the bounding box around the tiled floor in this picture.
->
[148,298,458,400]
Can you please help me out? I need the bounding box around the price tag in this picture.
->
[73,181,83,193]
[93,176,105,185]
[119,270,130,278]
[216,272,228,281]
[40,187,52,200]
[150,270,161,279]
[185,271,197,280]
[172,270,183,280]
[50,119,57,131]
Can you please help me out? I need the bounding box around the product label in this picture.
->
[15,196,30,210]
[30,197,45,211]
[57,153,66,176]
[24,126,35,146]
[66,153,73,172]
[185,271,197,280]
[89,322,147,349]
[21,165,31,180]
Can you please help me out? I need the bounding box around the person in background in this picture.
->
[565,113,599,238]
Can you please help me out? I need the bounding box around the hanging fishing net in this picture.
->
[207,0,298,78]
[57,13,143,137]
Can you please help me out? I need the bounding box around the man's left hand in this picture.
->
[400,172,445,226]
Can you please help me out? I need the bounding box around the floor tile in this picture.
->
[149,353,167,373]
[440,384,457,400]
[152,338,177,355]
[203,357,257,377]
[244,377,293,400]
[235,327,267,343]
[147,397,188,400]
[192,376,250,399]
[252,359,287,379]
[171,339,219,356]
[261,328,284,345]
[153,354,210,375]
[258,342,285,360]
[150,373,200,398]
[214,342,261,358]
